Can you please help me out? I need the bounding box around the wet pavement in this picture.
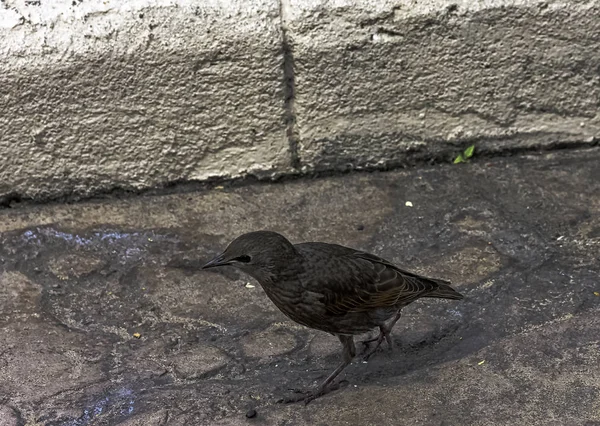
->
[0,148,599,425]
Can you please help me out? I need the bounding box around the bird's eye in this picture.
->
[233,255,252,263]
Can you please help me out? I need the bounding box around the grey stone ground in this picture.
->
[0,148,599,425]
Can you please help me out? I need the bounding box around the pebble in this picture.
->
[246,408,257,419]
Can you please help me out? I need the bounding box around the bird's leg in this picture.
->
[280,335,355,405]
[361,334,381,345]
[362,311,402,360]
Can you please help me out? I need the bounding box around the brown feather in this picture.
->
[293,243,461,317]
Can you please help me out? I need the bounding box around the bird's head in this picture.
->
[202,231,298,282]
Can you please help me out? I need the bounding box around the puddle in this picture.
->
[15,226,180,263]
[60,387,136,426]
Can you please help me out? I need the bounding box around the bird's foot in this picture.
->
[361,328,393,360]
[277,381,346,405]
[278,389,324,405]
[361,336,384,360]
[361,334,380,346]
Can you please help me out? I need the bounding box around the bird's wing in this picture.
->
[313,248,442,315]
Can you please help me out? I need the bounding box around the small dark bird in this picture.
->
[203,231,463,404]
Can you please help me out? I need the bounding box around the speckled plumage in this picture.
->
[203,230,464,403]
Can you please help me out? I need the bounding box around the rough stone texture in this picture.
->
[0,0,289,200]
[284,0,600,171]
[0,148,599,425]
[242,325,299,359]
[170,345,229,379]
[0,405,19,426]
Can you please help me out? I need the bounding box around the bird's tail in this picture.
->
[424,280,464,300]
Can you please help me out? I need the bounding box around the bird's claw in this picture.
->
[362,346,379,361]
[361,335,380,347]
[278,381,345,404]
[361,330,394,360]
[277,389,324,405]
[278,391,321,405]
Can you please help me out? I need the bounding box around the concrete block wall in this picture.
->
[1,0,599,200]
[1,0,290,200]
[286,0,600,172]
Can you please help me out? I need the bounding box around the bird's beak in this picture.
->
[202,253,230,269]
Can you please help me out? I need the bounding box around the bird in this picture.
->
[202,230,464,404]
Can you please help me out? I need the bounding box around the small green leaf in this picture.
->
[453,154,465,164]
[464,145,475,159]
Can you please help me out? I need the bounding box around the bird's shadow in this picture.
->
[273,297,489,397]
